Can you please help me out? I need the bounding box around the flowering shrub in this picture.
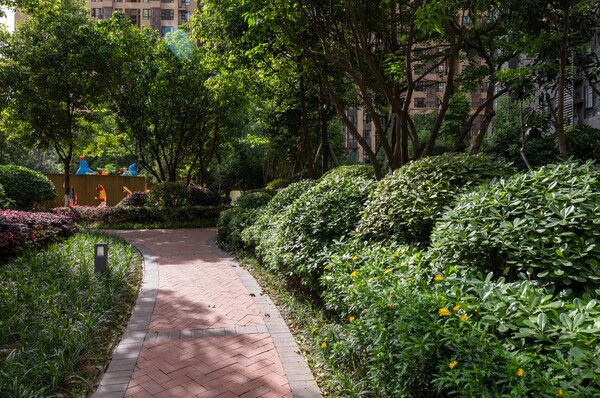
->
[319,238,600,396]
[0,165,57,210]
[0,210,77,260]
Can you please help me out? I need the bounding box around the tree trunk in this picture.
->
[299,65,314,176]
[556,5,570,161]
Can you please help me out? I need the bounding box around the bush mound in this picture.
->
[116,191,148,207]
[147,182,189,207]
[0,165,57,210]
[241,179,317,255]
[431,161,600,289]
[260,171,377,294]
[566,124,600,162]
[234,189,276,209]
[0,184,12,209]
[320,164,375,181]
[0,210,77,260]
[356,153,514,245]
[188,184,221,206]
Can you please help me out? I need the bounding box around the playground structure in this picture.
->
[45,174,146,207]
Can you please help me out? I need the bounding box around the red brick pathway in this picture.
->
[93,229,321,398]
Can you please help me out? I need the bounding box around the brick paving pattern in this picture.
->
[93,228,321,398]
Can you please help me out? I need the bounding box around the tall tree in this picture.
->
[0,0,113,205]
[100,15,232,183]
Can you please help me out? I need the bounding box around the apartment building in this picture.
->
[88,0,197,36]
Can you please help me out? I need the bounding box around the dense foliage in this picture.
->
[188,184,221,206]
[566,125,600,162]
[356,153,514,245]
[0,210,77,261]
[0,183,12,209]
[431,161,600,290]
[259,167,377,294]
[116,191,148,208]
[234,189,277,209]
[146,182,190,207]
[0,165,57,210]
[0,232,139,396]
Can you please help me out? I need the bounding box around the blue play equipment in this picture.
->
[122,163,138,177]
[75,157,96,175]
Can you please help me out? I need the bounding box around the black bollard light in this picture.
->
[94,243,108,274]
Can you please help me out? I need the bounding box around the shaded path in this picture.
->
[93,228,321,398]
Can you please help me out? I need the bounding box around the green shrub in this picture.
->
[262,172,377,295]
[265,178,287,190]
[430,161,600,290]
[234,189,276,210]
[0,184,12,209]
[216,207,261,253]
[566,124,600,162]
[147,182,189,207]
[116,191,148,207]
[241,179,317,256]
[356,153,514,245]
[0,165,57,210]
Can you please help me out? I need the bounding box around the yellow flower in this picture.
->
[352,255,358,261]
[556,389,564,397]
[374,276,381,280]
[349,315,355,323]
[387,294,392,300]
[321,342,327,349]
[434,275,445,281]
[323,337,328,342]
[384,268,392,275]
[438,308,452,317]
[449,360,458,369]
[516,368,524,377]
[387,303,393,308]
[453,304,461,311]
[460,314,469,322]
[351,271,358,277]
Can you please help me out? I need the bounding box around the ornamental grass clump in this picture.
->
[356,153,514,246]
[0,232,139,396]
[430,161,600,290]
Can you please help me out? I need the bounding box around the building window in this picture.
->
[181,0,190,5]
[585,86,595,109]
[142,0,150,2]
[91,8,104,18]
[364,129,371,142]
[415,81,427,92]
[161,9,174,20]
[462,16,471,27]
[436,82,445,92]
[161,26,175,37]
[180,11,190,22]
[414,98,427,108]
[162,0,173,2]
[143,9,152,19]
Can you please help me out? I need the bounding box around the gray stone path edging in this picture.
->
[94,243,158,398]
[206,238,322,398]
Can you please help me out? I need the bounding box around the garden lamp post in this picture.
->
[94,243,108,274]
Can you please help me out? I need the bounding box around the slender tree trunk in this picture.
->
[299,63,314,176]
[62,157,71,207]
[556,5,570,160]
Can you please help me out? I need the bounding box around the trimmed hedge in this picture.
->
[0,210,77,261]
[0,165,57,210]
[53,205,224,226]
[430,161,600,289]
[356,153,514,245]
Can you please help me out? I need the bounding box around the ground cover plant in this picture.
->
[0,209,77,261]
[0,232,140,397]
